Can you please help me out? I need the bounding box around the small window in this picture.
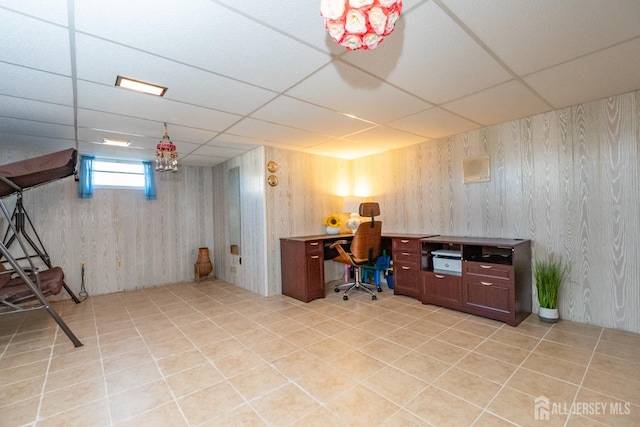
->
[93,159,145,189]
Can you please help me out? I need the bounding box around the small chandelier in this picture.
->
[320,0,402,51]
[155,123,178,172]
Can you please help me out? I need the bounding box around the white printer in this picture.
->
[432,249,462,274]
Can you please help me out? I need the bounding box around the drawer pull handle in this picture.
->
[480,265,493,269]
[310,242,319,246]
[435,274,446,279]
[401,239,409,243]
[310,255,320,259]
[401,252,411,256]
[401,266,411,270]
[480,281,493,286]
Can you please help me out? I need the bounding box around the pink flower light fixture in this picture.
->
[320,0,403,50]
[155,123,178,172]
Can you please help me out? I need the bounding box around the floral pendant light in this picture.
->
[320,0,403,50]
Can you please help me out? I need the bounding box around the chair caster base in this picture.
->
[372,295,377,301]
[343,295,348,301]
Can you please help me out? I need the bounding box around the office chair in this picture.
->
[330,202,382,301]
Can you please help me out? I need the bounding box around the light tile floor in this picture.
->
[1,280,639,426]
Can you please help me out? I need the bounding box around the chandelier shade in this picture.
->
[320,0,402,50]
[155,123,178,172]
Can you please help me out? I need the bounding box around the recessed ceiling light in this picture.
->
[102,138,131,147]
[115,75,167,96]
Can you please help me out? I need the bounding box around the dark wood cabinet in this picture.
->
[420,236,531,326]
[280,236,327,303]
[423,271,462,309]
[390,235,429,299]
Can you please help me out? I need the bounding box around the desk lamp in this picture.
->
[343,197,364,234]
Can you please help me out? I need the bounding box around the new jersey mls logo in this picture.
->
[535,395,550,420]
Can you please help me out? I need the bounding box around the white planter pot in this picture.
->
[326,226,340,235]
[538,307,559,323]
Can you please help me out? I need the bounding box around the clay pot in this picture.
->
[195,247,213,280]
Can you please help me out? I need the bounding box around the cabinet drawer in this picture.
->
[305,240,323,254]
[423,271,462,308]
[463,278,513,316]
[464,261,513,281]
[394,251,420,265]
[393,238,420,253]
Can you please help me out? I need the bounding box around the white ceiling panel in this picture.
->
[75,35,277,116]
[226,118,327,148]
[0,133,74,152]
[0,96,74,126]
[251,96,374,137]
[443,80,552,127]
[345,125,428,149]
[0,8,71,75]
[344,1,512,104]
[76,81,240,132]
[74,0,331,92]
[441,0,640,75]
[287,62,432,124]
[388,107,481,139]
[0,63,72,105]
[2,1,640,165]
[304,138,391,160]
[0,117,74,140]
[191,144,247,159]
[0,0,69,25]
[77,110,218,144]
[524,38,640,109]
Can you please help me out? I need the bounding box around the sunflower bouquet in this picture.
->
[324,214,341,228]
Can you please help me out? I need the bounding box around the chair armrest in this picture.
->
[329,240,349,249]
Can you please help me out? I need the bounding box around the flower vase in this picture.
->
[326,226,339,235]
[194,247,213,281]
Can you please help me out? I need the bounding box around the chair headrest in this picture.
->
[359,202,380,217]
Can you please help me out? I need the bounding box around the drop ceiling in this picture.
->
[1,0,640,167]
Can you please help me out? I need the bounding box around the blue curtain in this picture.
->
[143,161,157,200]
[77,155,94,198]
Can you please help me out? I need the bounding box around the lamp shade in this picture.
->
[343,196,364,214]
[320,0,403,50]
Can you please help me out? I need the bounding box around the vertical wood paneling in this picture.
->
[350,90,640,334]
[0,154,215,298]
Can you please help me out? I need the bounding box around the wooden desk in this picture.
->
[279,234,353,303]
[279,233,433,303]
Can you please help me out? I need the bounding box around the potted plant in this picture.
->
[324,214,341,235]
[533,253,566,323]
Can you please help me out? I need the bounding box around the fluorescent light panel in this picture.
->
[102,138,131,147]
[115,75,167,96]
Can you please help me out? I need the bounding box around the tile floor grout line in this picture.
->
[562,326,605,427]
[472,320,557,424]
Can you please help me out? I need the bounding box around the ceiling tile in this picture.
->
[0,117,74,140]
[226,118,327,147]
[75,35,277,116]
[191,144,247,159]
[0,63,72,105]
[345,126,428,149]
[388,107,481,139]
[524,38,640,109]
[77,110,218,144]
[0,95,74,126]
[441,0,640,75]
[303,139,391,160]
[77,81,241,132]
[443,80,551,126]
[0,8,71,75]
[343,1,512,104]
[74,0,330,92]
[287,61,432,124]
[0,0,69,25]
[0,132,74,152]
[251,96,374,137]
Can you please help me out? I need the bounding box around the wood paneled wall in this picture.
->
[0,150,214,297]
[352,91,640,334]
[212,147,268,296]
